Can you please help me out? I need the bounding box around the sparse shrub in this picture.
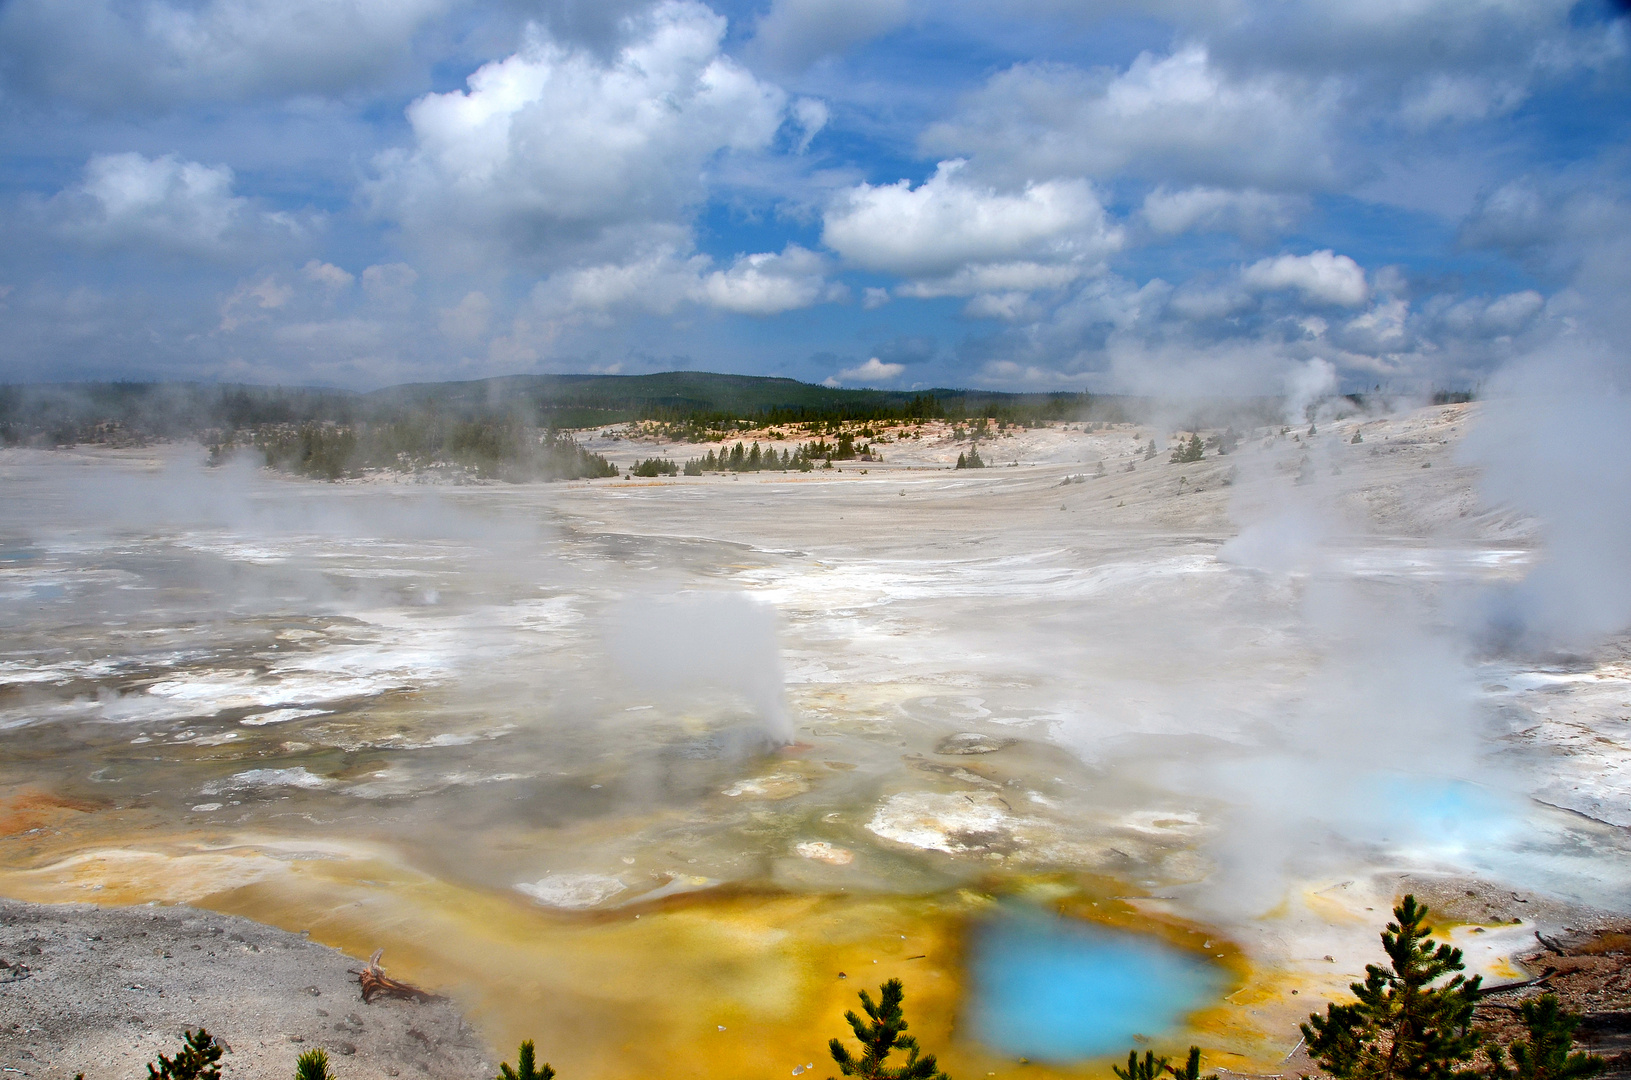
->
[497,1040,556,1080]
[1352,431,1363,444]
[147,1028,223,1080]
[828,978,948,1080]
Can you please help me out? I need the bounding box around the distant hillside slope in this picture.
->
[365,372,1112,427]
[1,372,1118,443]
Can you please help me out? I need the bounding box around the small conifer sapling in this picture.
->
[1170,1046,1218,1080]
[828,978,949,1080]
[1113,1045,1214,1080]
[1482,995,1605,1080]
[147,1029,224,1080]
[1114,1050,1169,1080]
[498,1039,556,1080]
[295,1047,335,1080]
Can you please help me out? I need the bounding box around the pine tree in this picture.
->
[956,452,967,469]
[829,979,948,1080]
[1170,434,1203,463]
[294,1048,334,1080]
[748,443,762,470]
[1302,895,1483,1080]
[1483,996,1605,1080]
[147,1029,223,1080]
[497,1040,556,1080]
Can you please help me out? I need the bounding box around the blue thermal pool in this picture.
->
[966,907,1226,1062]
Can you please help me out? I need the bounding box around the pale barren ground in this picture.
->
[1,403,1627,1080]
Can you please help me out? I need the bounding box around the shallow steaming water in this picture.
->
[969,906,1226,1060]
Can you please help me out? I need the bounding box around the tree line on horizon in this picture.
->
[0,378,1128,449]
[243,418,618,482]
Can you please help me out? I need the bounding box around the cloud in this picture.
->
[702,245,836,315]
[52,152,267,256]
[791,97,830,153]
[822,160,1121,297]
[1204,0,1617,84]
[219,275,294,331]
[824,357,905,387]
[367,1,788,269]
[302,261,354,291]
[0,0,448,109]
[1398,74,1528,128]
[922,45,1342,190]
[1140,186,1305,238]
[1426,289,1545,338]
[749,0,911,72]
[1334,297,1413,355]
[361,262,419,309]
[440,291,493,342]
[530,244,837,319]
[1242,250,1369,307]
[533,247,710,317]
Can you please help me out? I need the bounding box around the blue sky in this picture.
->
[0,0,1626,393]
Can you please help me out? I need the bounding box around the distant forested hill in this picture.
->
[0,372,1118,445]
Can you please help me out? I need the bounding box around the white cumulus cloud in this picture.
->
[56,152,248,254]
[368,1,787,267]
[302,261,354,290]
[531,244,836,319]
[1242,249,1369,307]
[822,160,1121,297]
[702,245,835,315]
[824,357,905,387]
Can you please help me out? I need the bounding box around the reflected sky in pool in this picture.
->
[967,907,1225,1062]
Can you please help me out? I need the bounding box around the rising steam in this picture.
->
[608,591,792,744]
